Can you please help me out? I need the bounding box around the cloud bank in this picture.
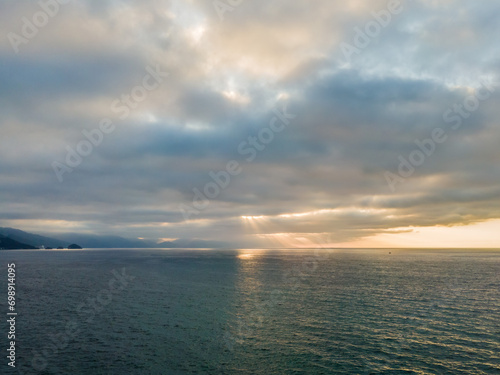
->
[1,0,499,247]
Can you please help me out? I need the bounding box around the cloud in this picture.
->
[1,0,499,247]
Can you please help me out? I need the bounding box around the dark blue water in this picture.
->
[1,248,499,374]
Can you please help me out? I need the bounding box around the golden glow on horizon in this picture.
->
[157,238,177,243]
[240,212,500,248]
[370,219,500,248]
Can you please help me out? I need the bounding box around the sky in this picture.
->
[1,0,499,248]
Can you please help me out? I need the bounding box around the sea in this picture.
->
[0,248,499,374]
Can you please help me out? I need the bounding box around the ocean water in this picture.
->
[1,248,499,374]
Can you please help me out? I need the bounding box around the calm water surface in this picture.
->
[1,248,499,374]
